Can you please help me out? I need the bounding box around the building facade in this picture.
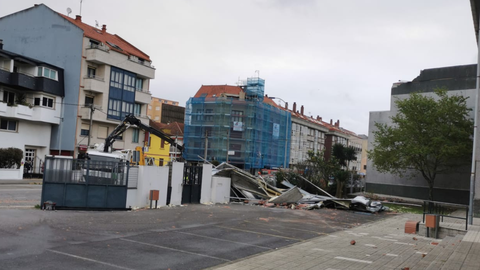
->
[183,78,291,170]
[147,97,181,123]
[367,64,476,204]
[0,43,64,178]
[0,4,154,157]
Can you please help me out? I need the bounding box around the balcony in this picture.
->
[135,90,152,104]
[0,69,63,96]
[83,76,106,94]
[85,48,155,79]
[0,103,60,124]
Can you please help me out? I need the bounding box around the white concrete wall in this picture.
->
[135,166,169,208]
[211,176,231,204]
[170,162,184,205]
[0,169,23,179]
[200,163,213,204]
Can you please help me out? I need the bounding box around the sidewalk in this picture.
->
[0,178,42,185]
[210,212,480,270]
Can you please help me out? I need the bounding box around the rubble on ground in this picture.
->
[212,162,388,213]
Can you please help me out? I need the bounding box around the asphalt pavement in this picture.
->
[0,203,386,270]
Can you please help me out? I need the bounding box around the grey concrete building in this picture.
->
[367,64,476,204]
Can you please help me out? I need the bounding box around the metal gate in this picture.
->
[40,156,130,210]
[181,165,203,204]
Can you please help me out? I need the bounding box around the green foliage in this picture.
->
[368,89,473,200]
[0,148,23,169]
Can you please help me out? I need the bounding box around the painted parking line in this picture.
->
[394,242,415,246]
[214,225,303,241]
[174,231,271,250]
[48,250,135,270]
[120,238,230,262]
[334,256,372,264]
[386,253,399,257]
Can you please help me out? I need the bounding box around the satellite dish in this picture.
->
[67,7,72,16]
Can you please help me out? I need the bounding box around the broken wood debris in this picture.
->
[213,163,387,213]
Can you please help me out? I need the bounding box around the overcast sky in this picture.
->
[1,0,477,135]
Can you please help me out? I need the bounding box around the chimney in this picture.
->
[0,39,3,50]
[75,15,82,22]
[317,116,320,121]
[293,102,297,113]
[285,102,288,110]
[300,105,304,115]
[102,24,107,33]
[336,120,340,127]
[330,119,333,125]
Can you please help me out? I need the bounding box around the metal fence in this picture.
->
[42,156,130,210]
[44,157,128,186]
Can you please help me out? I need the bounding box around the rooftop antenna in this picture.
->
[255,70,260,78]
[95,20,99,28]
[79,0,83,16]
[67,7,72,17]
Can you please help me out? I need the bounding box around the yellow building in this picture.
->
[143,121,184,166]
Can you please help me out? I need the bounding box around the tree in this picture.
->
[0,148,23,169]
[331,143,357,198]
[368,89,473,200]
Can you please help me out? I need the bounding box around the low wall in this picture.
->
[0,167,23,179]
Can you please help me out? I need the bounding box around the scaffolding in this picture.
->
[184,95,291,170]
[245,77,265,101]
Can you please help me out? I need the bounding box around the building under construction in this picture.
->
[183,78,291,170]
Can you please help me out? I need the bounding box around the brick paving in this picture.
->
[211,213,480,270]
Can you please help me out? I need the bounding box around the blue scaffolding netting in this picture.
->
[183,95,291,170]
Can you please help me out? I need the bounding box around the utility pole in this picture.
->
[87,103,95,149]
[204,130,208,162]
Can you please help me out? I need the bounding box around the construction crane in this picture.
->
[103,114,183,155]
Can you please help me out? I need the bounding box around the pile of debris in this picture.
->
[213,162,387,213]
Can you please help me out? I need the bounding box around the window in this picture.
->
[3,91,15,105]
[205,109,213,121]
[134,103,141,116]
[163,100,168,104]
[108,99,121,118]
[108,67,136,120]
[85,96,94,106]
[154,116,160,120]
[106,41,122,51]
[80,124,89,136]
[34,96,54,108]
[148,105,152,110]
[42,97,54,108]
[155,106,160,111]
[37,67,57,80]
[123,74,135,92]
[132,129,139,143]
[87,67,96,78]
[0,119,17,131]
[232,110,243,122]
[135,78,143,91]
[89,39,100,48]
